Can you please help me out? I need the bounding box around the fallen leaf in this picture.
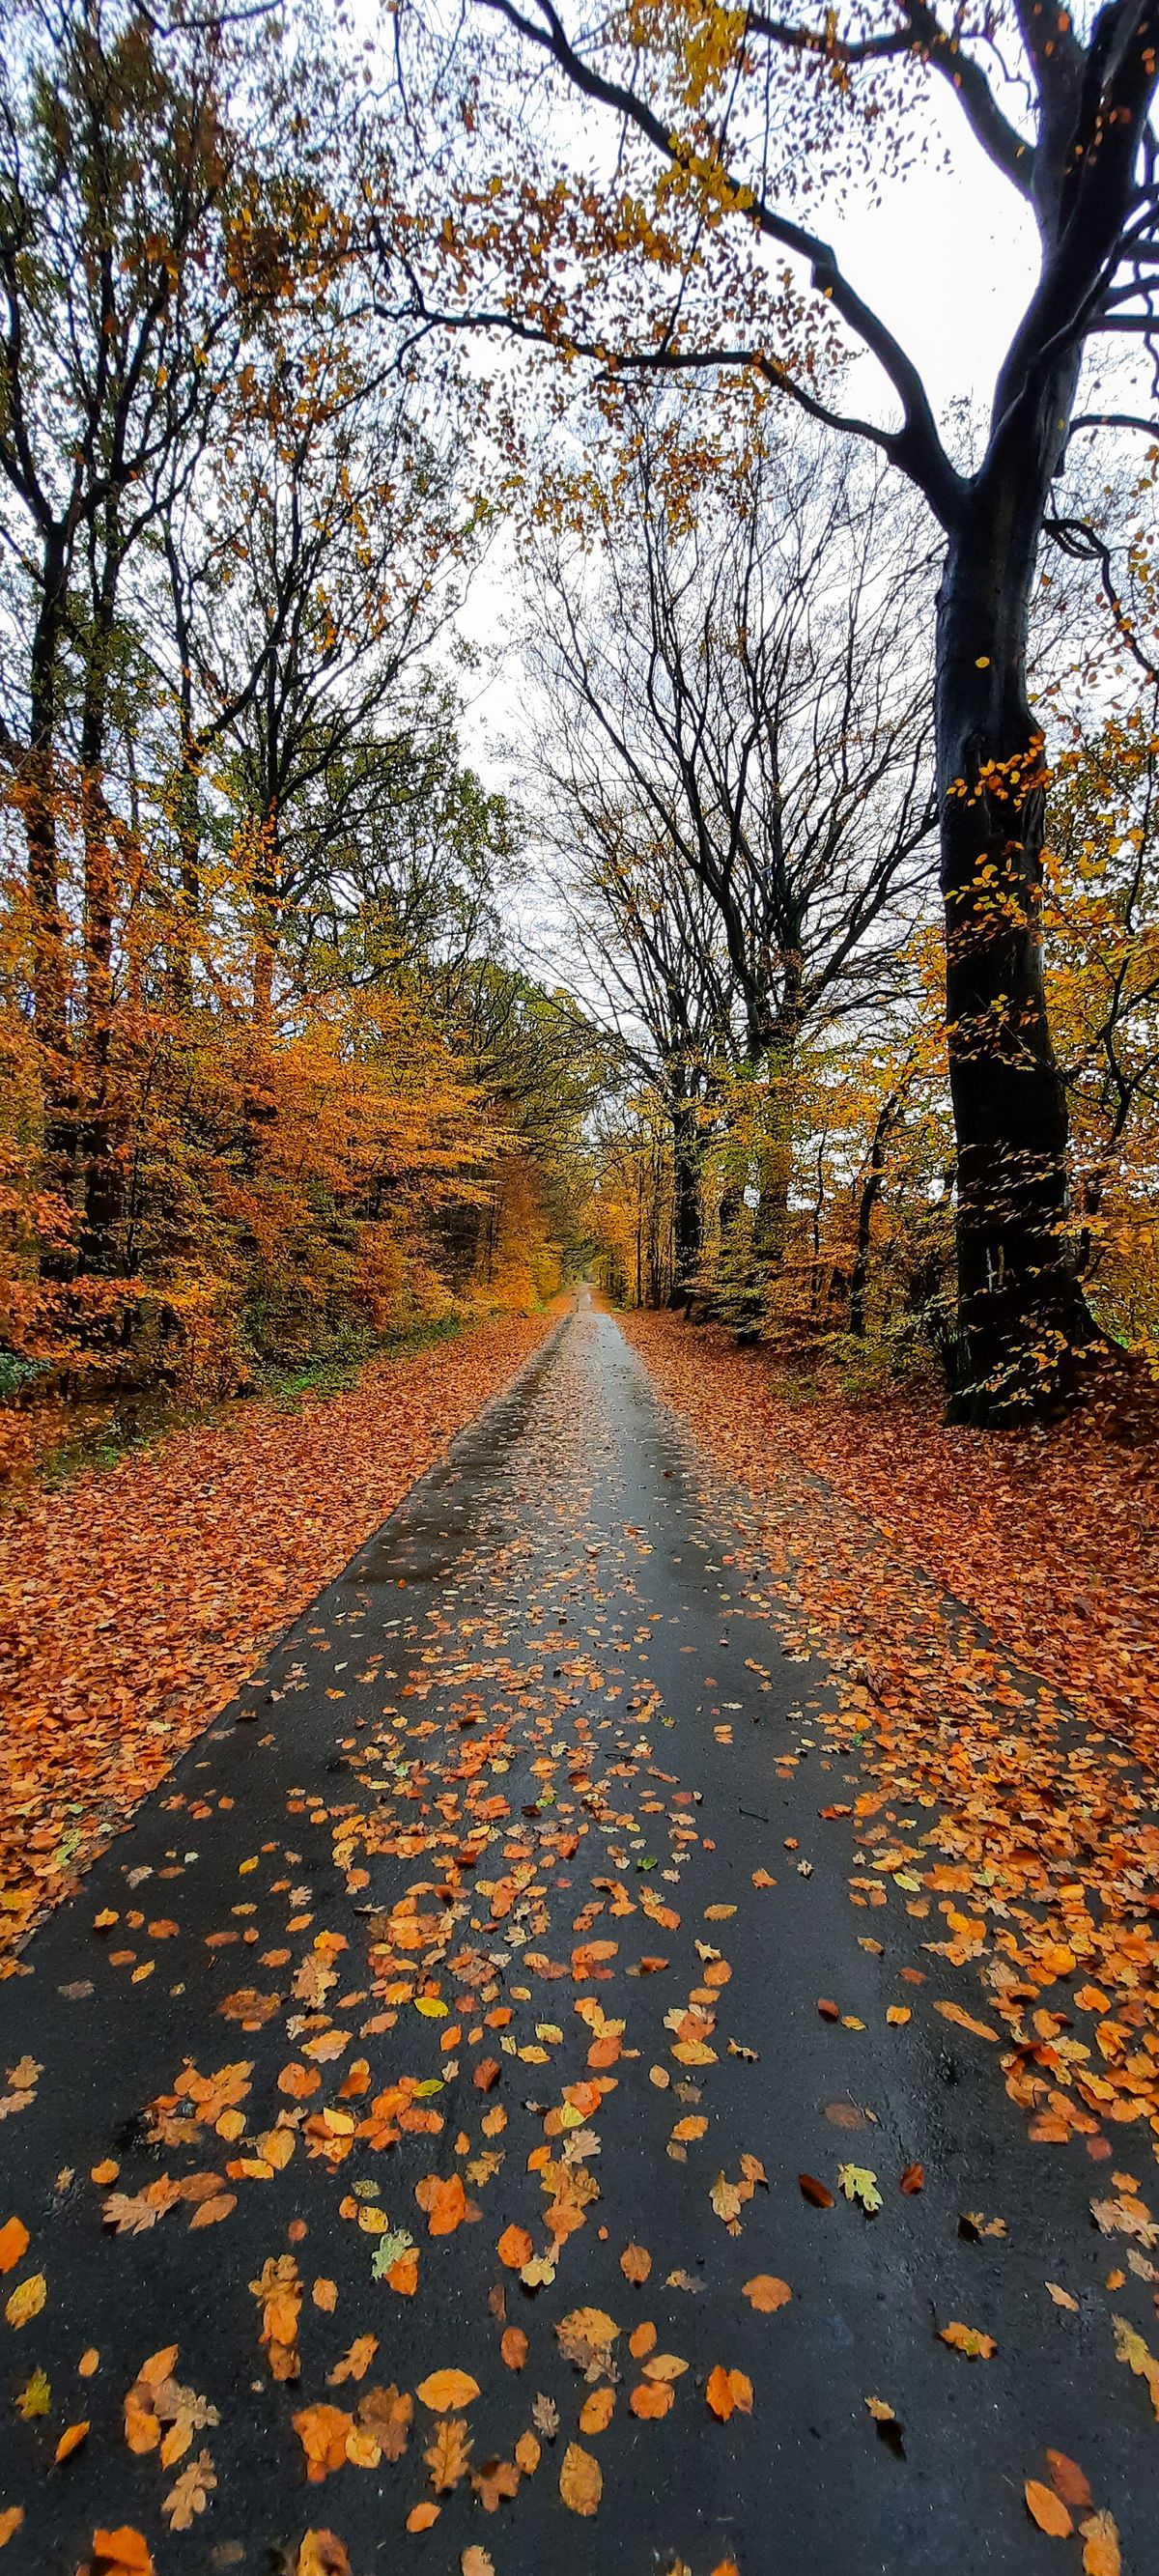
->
[4,2272,44,2329]
[424,2416,472,2492]
[629,2379,674,2419]
[497,2224,533,2270]
[1079,2509,1121,2576]
[742,2275,791,2312]
[54,2420,90,2463]
[416,2369,481,2413]
[295,2535,352,2576]
[837,2165,882,2216]
[1112,2312,1159,2420]
[705,2366,752,2421]
[620,2243,651,2282]
[1025,2479,1073,2538]
[293,2405,353,2483]
[0,2217,30,2274]
[1045,2450,1092,2511]
[559,2442,602,2515]
[799,2173,834,2209]
[327,2335,378,2387]
[939,2321,997,2361]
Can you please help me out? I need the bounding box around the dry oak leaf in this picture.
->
[295,2534,351,2576]
[630,2380,674,2420]
[501,2327,528,2370]
[416,2369,480,2412]
[497,2224,533,2271]
[1079,2511,1121,2576]
[356,2384,411,2462]
[620,2242,651,2282]
[580,2386,615,2434]
[559,2442,602,2516]
[162,2449,216,2530]
[1045,2450,1092,2511]
[1046,2283,1079,2313]
[407,2505,440,2532]
[424,2417,472,2492]
[1025,2480,1073,2538]
[313,2279,338,2313]
[327,2336,378,2387]
[0,2217,29,2274]
[472,2457,519,2511]
[293,2405,353,2483]
[1112,2312,1159,2420]
[743,2276,792,2313]
[939,2322,997,2361]
[705,2366,753,2421]
[462,2553,495,2576]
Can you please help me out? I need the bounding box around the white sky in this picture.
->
[457,68,1045,783]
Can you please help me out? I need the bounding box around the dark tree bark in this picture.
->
[670,1092,703,1309]
[849,1090,902,1340]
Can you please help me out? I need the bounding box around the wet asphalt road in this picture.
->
[0,1301,1151,2572]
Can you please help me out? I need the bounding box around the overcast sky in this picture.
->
[456,65,1047,782]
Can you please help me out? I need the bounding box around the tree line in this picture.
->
[1,0,1157,1433]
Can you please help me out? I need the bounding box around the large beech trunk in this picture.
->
[936,416,1094,1423]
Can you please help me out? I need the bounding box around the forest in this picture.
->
[2,9,1159,2572]
[0,0,1156,1455]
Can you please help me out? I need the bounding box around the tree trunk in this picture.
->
[77,548,125,1278]
[669,1093,702,1309]
[23,540,75,1274]
[936,434,1094,1423]
[849,1092,899,1339]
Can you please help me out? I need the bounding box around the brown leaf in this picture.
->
[799,2173,834,2209]
[356,2384,411,2462]
[1045,2450,1092,2511]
